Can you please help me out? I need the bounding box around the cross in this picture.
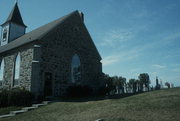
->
[15,0,18,3]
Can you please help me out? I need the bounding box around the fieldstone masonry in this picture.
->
[0,7,103,97]
[1,46,33,90]
[38,12,103,96]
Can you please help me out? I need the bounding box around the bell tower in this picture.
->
[1,2,26,46]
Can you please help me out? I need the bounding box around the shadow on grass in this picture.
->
[55,92,146,102]
[0,106,22,115]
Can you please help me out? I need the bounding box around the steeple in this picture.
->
[2,2,26,27]
[1,2,26,46]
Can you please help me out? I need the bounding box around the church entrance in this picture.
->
[44,72,53,97]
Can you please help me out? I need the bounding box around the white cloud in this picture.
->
[100,30,180,68]
[152,64,166,69]
[101,55,121,66]
[172,68,180,72]
[171,63,180,66]
[101,48,141,66]
[130,68,141,72]
[164,32,180,41]
[100,29,134,47]
[151,71,158,76]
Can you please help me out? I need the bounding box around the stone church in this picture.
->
[0,3,103,97]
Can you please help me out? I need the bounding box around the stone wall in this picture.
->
[0,11,103,97]
[39,12,103,96]
[0,45,34,91]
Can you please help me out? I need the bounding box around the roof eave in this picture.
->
[1,21,27,27]
[0,39,39,55]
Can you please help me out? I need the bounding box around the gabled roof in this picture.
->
[1,2,26,27]
[0,10,78,54]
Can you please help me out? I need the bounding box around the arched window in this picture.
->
[0,59,5,81]
[14,53,21,85]
[71,54,81,83]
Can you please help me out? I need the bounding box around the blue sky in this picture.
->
[0,0,180,87]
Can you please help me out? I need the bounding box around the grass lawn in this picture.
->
[0,106,22,115]
[0,88,180,121]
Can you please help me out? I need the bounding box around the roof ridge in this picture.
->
[0,10,79,54]
[37,10,79,39]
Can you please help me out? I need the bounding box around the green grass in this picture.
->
[0,88,180,121]
[0,106,22,115]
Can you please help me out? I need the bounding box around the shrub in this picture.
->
[96,87,108,96]
[0,89,9,107]
[36,95,45,103]
[66,85,93,97]
[0,88,34,107]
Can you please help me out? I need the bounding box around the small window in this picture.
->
[3,28,7,41]
[0,59,5,81]
[71,54,81,83]
[13,53,21,86]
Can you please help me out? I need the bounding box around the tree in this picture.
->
[126,82,130,93]
[118,76,126,94]
[135,79,140,92]
[165,82,170,89]
[155,77,160,90]
[112,76,119,94]
[103,74,114,95]
[112,76,126,94]
[107,76,117,95]
[138,73,150,91]
[129,79,137,93]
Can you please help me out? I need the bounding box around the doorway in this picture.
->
[44,72,53,97]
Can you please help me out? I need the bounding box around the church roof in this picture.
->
[0,10,78,54]
[1,2,26,27]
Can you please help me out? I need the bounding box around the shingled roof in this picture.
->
[1,2,26,27]
[0,10,78,54]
